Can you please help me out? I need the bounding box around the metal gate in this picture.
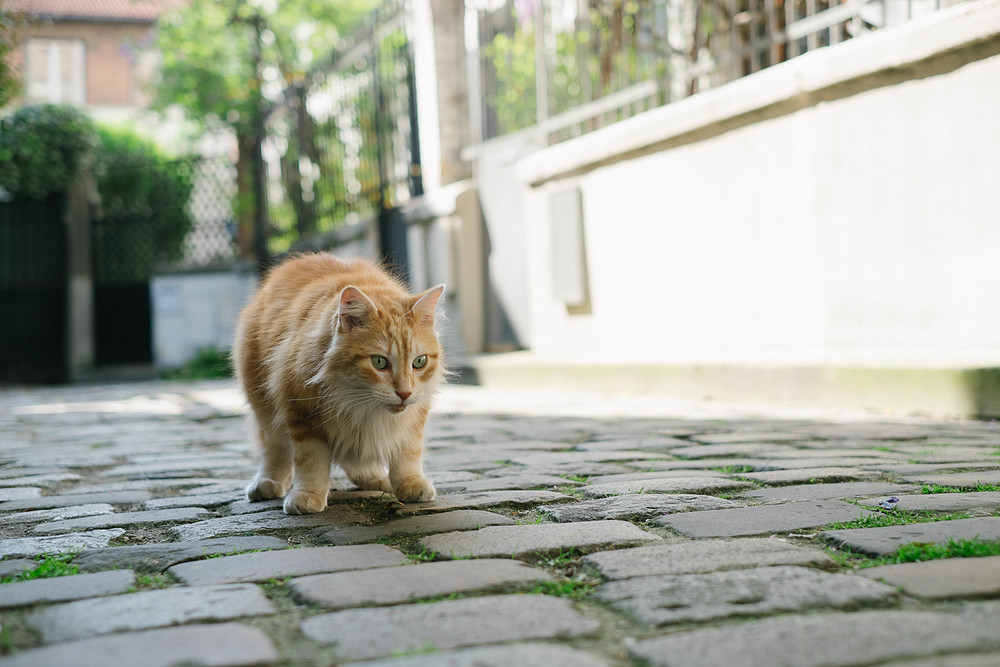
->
[261,0,422,280]
[90,155,198,366]
[0,195,68,383]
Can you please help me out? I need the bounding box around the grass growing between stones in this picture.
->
[527,579,597,600]
[711,465,755,474]
[405,547,439,563]
[921,482,1000,494]
[128,572,173,592]
[828,537,1000,569]
[0,552,78,584]
[826,510,970,530]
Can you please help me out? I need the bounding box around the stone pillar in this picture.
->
[65,159,95,380]
[410,0,472,189]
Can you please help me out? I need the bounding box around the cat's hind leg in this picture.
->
[339,460,393,494]
[246,418,293,502]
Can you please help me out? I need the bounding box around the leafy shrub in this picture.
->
[0,104,95,199]
[92,126,195,278]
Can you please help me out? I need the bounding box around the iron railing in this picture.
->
[261,0,421,257]
[469,0,952,144]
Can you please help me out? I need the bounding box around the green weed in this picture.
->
[826,510,970,531]
[405,548,438,563]
[528,579,596,600]
[712,465,755,474]
[829,537,1000,569]
[921,482,1000,494]
[560,474,591,484]
[160,347,232,380]
[0,552,78,584]
[538,548,578,568]
[891,538,1000,562]
[204,548,265,559]
[129,573,172,592]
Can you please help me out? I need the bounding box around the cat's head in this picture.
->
[312,284,446,415]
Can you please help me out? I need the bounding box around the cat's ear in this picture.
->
[410,284,445,327]
[338,286,377,333]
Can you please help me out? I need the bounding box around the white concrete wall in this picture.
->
[151,270,257,369]
[475,0,1000,369]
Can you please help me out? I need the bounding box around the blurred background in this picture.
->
[0,0,997,417]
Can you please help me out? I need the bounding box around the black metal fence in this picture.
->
[261,0,420,275]
[0,195,68,383]
[470,0,949,144]
[90,153,237,365]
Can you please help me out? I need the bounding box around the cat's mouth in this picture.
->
[390,403,408,413]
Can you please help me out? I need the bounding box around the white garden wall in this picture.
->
[476,0,1000,372]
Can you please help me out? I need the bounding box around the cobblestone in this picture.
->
[31,507,213,535]
[0,489,152,510]
[578,476,754,498]
[595,565,897,625]
[313,509,515,545]
[540,493,736,521]
[3,380,1000,665]
[0,623,278,667]
[167,544,407,584]
[821,517,1000,557]
[861,555,1000,599]
[0,570,135,609]
[290,559,551,608]
[27,583,276,643]
[741,481,921,502]
[0,528,125,558]
[393,489,574,514]
[420,520,662,558]
[300,594,601,660]
[74,536,288,573]
[351,643,611,666]
[659,499,877,538]
[582,538,834,579]
[629,605,1000,666]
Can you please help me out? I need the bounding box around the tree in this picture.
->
[0,6,27,108]
[152,0,374,258]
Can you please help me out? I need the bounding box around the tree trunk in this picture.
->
[235,132,256,259]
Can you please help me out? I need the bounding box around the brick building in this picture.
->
[3,0,180,122]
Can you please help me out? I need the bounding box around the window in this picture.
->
[25,39,86,106]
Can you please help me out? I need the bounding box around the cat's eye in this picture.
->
[371,355,390,370]
[412,355,428,369]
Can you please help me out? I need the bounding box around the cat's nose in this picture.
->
[395,390,412,402]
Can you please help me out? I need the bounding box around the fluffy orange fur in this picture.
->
[234,253,445,514]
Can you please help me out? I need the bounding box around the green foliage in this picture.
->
[0,104,95,200]
[826,510,970,531]
[921,482,1000,494]
[0,8,26,108]
[93,126,195,275]
[528,579,596,600]
[153,0,375,134]
[829,537,1000,569]
[405,548,438,563]
[712,465,755,474]
[0,552,79,584]
[161,347,233,381]
[891,538,1000,562]
[129,573,173,592]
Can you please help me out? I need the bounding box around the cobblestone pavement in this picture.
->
[2,380,1000,666]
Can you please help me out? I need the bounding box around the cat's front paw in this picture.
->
[283,490,327,514]
[246,476,286,502]
[393,476,436,502]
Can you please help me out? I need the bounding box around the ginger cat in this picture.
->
[234,253,445,514]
